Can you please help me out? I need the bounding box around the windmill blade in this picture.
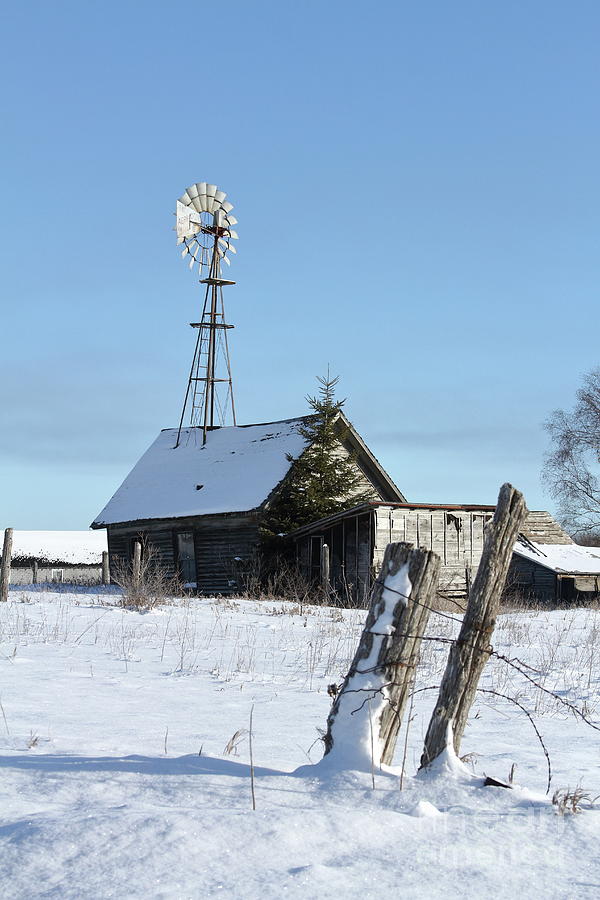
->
[214,189,227,205]
[227,215,238,226]
[187,183,199,200]
[228,230,239,240]
[221,201,234,213]
[196,182,207,196]
[206,184,217,198]
[191,196,203,213]
[178,191,192,206]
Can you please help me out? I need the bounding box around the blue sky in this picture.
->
[1,0,598,529]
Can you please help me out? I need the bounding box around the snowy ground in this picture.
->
[1,587,600,899]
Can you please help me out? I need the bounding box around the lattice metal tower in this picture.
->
[173,182,239,446]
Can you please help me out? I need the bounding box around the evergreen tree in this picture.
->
[263,373,374,537]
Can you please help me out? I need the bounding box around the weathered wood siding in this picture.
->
[194,518,260,594]
[373,507,493,598]
[506,555,557,602]
[107,513,260,594]
[330,442,384,502]
[332,419,405,502]
[574,575,600,592]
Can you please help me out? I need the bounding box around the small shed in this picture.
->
[91,415,405,594]
[3,531,107,585]
[290,504,584,605]
[290,501,496,604]
[509,512,600,602]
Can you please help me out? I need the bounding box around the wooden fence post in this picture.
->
[420,483,527,768]
[32,560,38,584]
[1,528,14,602]
[132,541,141,590]
[102,551,110,586]
[323,542,441,770]
[321,543,330,597]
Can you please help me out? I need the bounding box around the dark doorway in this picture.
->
[176,532,196,585]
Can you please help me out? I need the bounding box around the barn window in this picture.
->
[446,513,463,532]
[51,569,64,583]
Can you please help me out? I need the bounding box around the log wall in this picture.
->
[107,513,261,594]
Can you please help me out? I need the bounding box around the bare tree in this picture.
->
[544,368,600,538]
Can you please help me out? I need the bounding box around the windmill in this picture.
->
[174,182,239,447]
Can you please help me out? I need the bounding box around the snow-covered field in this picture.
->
[1,587,600,899]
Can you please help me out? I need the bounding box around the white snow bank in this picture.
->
[2,530,107,564]
[92,418,308,526]
[514,539,600,574]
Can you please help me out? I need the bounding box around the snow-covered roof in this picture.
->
[513,539,600,575]
[4,531,107,565]
[92,418,309,527]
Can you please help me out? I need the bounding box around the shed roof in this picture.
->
[92,418,309,527]
[513,539,600,575]
[3,531,107,565]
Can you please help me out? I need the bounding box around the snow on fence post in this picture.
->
[323,542,441,770]
[132,541,142,592]
[102,551,110,586]
[420,483,527,769]
[0,528,13,602]
[321,543,330,597]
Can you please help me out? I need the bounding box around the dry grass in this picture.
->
[552,786,598,815]
[111,541,184,610]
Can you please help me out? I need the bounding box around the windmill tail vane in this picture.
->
[173,183,239,448]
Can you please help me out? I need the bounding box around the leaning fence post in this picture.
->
[420,483,527,768]
[1,528,14,602]
[323,542,441,770]
[102,551,110,586]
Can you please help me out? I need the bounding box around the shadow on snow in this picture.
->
[0,753,284,778]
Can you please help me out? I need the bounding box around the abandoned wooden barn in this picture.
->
[91,413,404,593]
[290,504,589,605]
